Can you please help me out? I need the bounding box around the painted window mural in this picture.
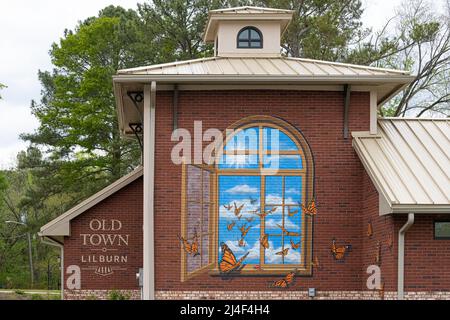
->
[180,116,315,281]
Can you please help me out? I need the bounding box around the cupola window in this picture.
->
[237,27,263,48]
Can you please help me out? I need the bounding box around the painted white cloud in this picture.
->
[264,217,301,231]
[286,188,300,195]
[225,184,258,194]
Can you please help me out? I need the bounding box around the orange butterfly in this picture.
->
[290,239,300,250]
[237,237,246,247]
[223,204,233,211]
[386,233,393,250]
[276,247,289,257]
[367,221,373,237]
[375,241,381,265]
[271,269,297,288]
[260,234,269,249]
[331,238,351,260]
[378,282,385,300]
[227,221,236,231]
[311,256,320,269]
[239,224,251,237]
[245,217,255,223]
[276,224,300,237]
[178,234,200,257]
[302,199,317,216]
[288,208,299,217]
[233,202,244,218]
[219,242,249,273]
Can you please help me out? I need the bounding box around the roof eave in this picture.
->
[391,204,450,214]
[113,74,415,84]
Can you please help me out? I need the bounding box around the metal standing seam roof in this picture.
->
[116,56,411,78]
[352,118,450,214]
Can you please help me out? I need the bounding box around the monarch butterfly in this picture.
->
[233,202,244,217]
[271,269,297,288]
[227,221,236,231]
[386,233,393,249]
[374,241,381,265]
[276,247,289,257]
[239,224,251,237]
[238,238,246,247]
[290,239,300,250]
[288,208,299,217]
[367,221,373,237]
[276,224,300,237]
[331,238,351,260]
[178,234,200,257]
[219,242,249,273]
[311,256,320,269]
[302,199,317,216]
[223,204,233,211]
[378,282,385,300]
[260,234,269,249]
[245,217,254,223]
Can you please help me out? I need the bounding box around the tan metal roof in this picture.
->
[353,118,450,214]
[117,56,410,78]
[39,166,143,242]
[208,6,294,14]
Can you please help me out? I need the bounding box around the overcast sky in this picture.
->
[0,0,403,169]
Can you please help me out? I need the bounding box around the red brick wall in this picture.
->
[63,177,143,292]
[360,172,396,292]
[154,90,372,292]
[397,214,450,292]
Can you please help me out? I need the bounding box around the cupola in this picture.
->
[203,6,294,58]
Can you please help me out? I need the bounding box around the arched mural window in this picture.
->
[181,116,314,280]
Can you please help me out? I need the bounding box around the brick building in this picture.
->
[39,7,450,300]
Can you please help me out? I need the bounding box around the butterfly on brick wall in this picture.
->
[275,247,290,257]
[260,234,269,249]
[271,269,297,288]
[311,256,320,269]
[290,239,300,250]
[219,242,249,274]
[178,233,200,257]
[302,199,317,216]
[374,241,381,265]
[287,208,299,217]
[378,282,385,300]
[227,221,236,231]
[331,238,351,260]
[386,233,393,250]
[239,224,251,237]
[367,221,373,237]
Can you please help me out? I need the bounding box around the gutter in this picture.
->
[40,236,64,300]
[398,213,414,300]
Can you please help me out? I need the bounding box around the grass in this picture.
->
[0,289,61,300]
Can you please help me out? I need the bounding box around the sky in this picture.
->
[0,0,404,169]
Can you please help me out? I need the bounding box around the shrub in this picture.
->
[107,290,130,300]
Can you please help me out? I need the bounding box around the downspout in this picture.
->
[41,236,64,300]
[398,213,414,300]
[143,81,156,300]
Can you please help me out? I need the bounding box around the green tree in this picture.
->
[0,83,5,99]
[21,6,145,202]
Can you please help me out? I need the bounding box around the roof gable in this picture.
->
[39,167,143,239]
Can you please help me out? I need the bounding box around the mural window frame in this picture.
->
[181,116,314,280]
